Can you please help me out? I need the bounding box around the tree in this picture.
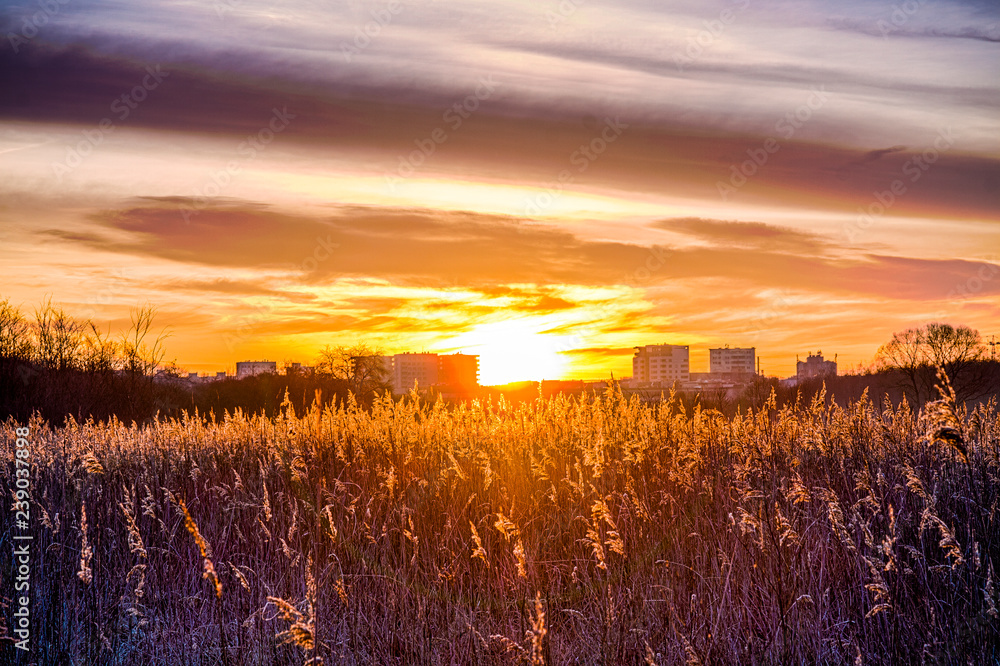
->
[0,299,35,419]
[876,327,924,404]
[0,298,31,360]
[120,305,168,376]
[33,298,86,371]
[315,344,391,400]
[876,323,987,404]
[922,323,983,377]
[83,323,119,374]
[118,305,171,418]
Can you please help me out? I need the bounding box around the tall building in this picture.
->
[709,346,756,376]
[235,360,276,378]
[797,351,837,380]
[382,352,482,394]
[438,353,479,389]
[632,344,690,384]
[391,353,439,394]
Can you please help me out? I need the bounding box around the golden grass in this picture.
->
[2,382,999,664]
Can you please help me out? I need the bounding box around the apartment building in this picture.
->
[632,344,690,384]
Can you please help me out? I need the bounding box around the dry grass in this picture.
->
[2,381,999,664]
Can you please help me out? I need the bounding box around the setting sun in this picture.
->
[446,320,572,385]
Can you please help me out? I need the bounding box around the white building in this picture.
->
[390,353,439,394]
[235,360,277,378]
[797,352,837,380]
[632,344,690,385]
[709,346,756,376]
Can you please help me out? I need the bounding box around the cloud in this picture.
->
[562,346,635,358]
[45,200,339,271]
[827,16,1000,43]
[157,277,316,301]
[527,295,577,311]
[38,200,1000,306]
[4,40,998,222]
[653,218,833,253]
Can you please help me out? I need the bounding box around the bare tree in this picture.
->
[0,298,31,360]
[923,323,983,374]
[876,327,924,404]
[83,323,119,374]
[876,323,987,404]
[120,305,169,376]
[316,344,391,399]
[33,298,86,371]
[114,306,171,419]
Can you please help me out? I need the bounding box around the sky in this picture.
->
[1,0,998,384]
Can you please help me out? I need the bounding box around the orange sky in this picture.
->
[1,1,998,384]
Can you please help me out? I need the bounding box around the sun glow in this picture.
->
[445,320,572,385]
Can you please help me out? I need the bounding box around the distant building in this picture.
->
[391,353,439,394]
[185,372,227,382]
[632,344,690,385]
[709,346,756,376]
[236,361,277,378]
[796,352,837,380]
[540,379,585,397]
[684,372,739,388]
[438,353,480,389]
[379,352,482,394]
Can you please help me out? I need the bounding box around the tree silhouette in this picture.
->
[876,323,987,404]
[315,344,391,401]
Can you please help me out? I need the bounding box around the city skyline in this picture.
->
[188,343,833,386]
[1,0,998,386]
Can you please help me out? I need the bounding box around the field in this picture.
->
[2,380,998,665]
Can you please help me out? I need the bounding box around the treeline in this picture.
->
[178,371,359,421]
[0,297,407,423]
[726,364,1000,414]
[0,298,387,423]
[0,299,182,423]
[184,343,394,419]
